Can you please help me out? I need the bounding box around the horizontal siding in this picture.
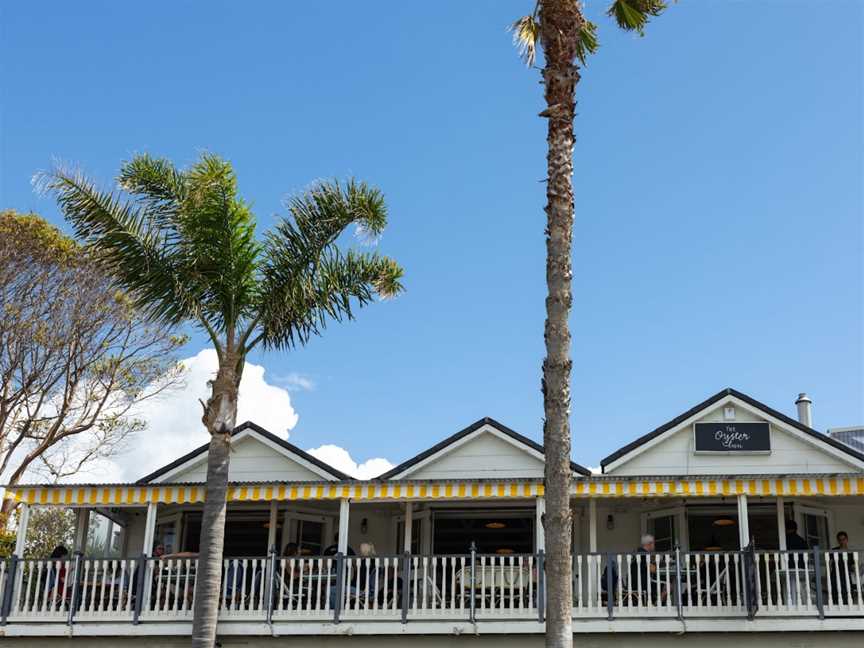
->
[407,431,545,479]
[611,406,856,476]
[171,436,322,483]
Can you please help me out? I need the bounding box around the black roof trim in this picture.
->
[600,388,864,470]
[136,421,351,484]
[376,416,592,479]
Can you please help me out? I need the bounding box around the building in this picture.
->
[830,427,864,454]
[1,388,863,647]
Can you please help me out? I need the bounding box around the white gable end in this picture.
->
[608,397,863,476]
[153,434,325,483]
[401,428,545,480]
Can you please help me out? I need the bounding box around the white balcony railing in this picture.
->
[0,549,861,627]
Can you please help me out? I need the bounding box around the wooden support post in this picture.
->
[267,500,279,552]
[776,497,787,550]
[73,508,89,553]
[103,520,114,556]
[737,494,749,549]
[142,503,157,557]
[588,498,597,553]
[403,502,413,553]
[14,504,30,556]
[337,499,350,554]
[535,496,546,553]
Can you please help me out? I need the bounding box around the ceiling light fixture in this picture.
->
[485,521,507,529]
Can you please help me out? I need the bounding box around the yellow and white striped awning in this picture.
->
[2,480,546,506]
[570,476,864,498]
[3,475,862,507]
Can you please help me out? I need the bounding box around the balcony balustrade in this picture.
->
[1,549,861,628]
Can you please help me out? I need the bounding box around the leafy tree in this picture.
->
[23,508,75,559]
[511,2,666,646]
[0,210,185,520]
[41,153,404,647]
[0,514,15,559]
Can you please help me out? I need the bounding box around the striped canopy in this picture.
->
[4,474,863,506]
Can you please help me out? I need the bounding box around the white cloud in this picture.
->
[60,348,393,485]
[306,444,394,480]
[274,372,316,392]
[89,348,300,483]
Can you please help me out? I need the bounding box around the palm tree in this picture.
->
[511,2,665,646]
[41,153,403,647]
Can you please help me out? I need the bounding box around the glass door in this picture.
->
[394,511,429,554]
[284,512,333,555]
[794,504,832,549]
[641,506,687,551]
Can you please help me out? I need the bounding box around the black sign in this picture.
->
[694,422,771,453]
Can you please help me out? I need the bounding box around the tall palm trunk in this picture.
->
[538,1,581,646]
[191,356,240,648]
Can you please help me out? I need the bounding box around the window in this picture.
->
[183,511,271,557]
[154,521,178,555]
[642,507,686,551]
[294,519,326,555]
[431,510,534,555]
[395,518,422,554]
[803,513,829,549]
[795,505,832,549]
[284,513,333,556]
[651,515,676,552]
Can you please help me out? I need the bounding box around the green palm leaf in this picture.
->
[607,0,667,35]
[256,180,404,350]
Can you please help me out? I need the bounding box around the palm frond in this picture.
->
[285,178,389,247]
[607,0,666,35]
[251,180,403,351]
[177,153,261,333]
[575,20,599,65]
[117,154,186,235]
[256,246,404,350]
[34,166,199,327]
[510,15,539,67]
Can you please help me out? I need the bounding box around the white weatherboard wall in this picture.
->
[162,435,323,483]
[609,404,860,476]
[404,430,544,480]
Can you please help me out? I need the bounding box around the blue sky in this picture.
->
[1,1,861,473]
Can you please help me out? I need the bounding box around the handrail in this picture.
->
[0,549,859,626]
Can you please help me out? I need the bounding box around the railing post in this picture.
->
[67,552,82,626]
[537,549,545,624]
[265,547,277,624]
[132,554,147,624]
[743,544,758,620]
[674,545,684,620]
[605,553,614,621]
[812,547,824,619]
[400,551,411,624]
[0,555,18,625]
[469,543,477,624]
[333,552,345,624]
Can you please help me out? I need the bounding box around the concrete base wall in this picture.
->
[1,634,862,648]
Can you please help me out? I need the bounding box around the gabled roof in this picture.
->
[136,421,350,484]
[376,416,592,479]
[829,427,864,454]
[600,388,864,471]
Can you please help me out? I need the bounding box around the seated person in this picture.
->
[323,533,356,556]
[628,534,665,602]
[355,542,379,598]
[830,531,855,605]
[45,545,70,602]
[784,519,809,567]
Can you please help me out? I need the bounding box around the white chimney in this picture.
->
[795,393,813,428]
